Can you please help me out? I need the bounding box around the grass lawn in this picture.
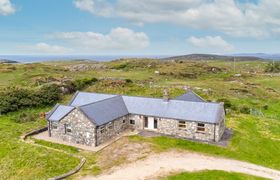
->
[166,170,267,180]
[0,108,80,179]
[129,114,280,170]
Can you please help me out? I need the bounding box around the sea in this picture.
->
[0,55,168,63]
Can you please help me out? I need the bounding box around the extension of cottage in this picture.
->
[46,90,225,146]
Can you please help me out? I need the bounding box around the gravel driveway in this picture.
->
[81,151,280,180]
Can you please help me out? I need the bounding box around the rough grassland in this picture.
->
[0,59,279,179]
[0,109,80,179]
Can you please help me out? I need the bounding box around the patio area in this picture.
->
[32,130,138,152]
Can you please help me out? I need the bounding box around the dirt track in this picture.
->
[82,151,280,180]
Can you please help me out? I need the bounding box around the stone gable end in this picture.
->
[50,108,96,146]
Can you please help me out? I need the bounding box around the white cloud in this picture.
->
[0,0,16,15]
[187,36,234,52]
[52,27,150,52]
[74,0,113,17]
[22,43,72,54]
[73,0,280,38]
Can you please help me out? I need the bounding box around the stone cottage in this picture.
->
[46,90,225,146]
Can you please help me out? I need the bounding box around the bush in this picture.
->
[265,62,280,73]
[0,84,61,114]
[11,112,37,123]
[111,63,128,70]
[263,104,269,110]
[240,106,250,114]
[125,79,133,83]
[217,98,232,109]
[73,77,98,90]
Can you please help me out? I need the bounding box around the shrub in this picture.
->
[240,106,250,114]
[0,84,61,114]
[265,62,280,73]
[263,104,269,110]
[111,63,128,70]
[73,77,98,90]
[217,98,232,109]
[125,79,133,83]
[11,112,37,123]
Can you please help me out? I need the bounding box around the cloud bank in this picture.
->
[187,36,234,52]
[52,27,150,52]
[74,0,280,38]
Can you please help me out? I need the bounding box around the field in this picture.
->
[0,59,279,179]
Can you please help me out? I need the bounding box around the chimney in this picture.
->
[163,89,169,102]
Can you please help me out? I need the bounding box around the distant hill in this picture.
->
[232,53,280,60]
[0,59,19,63]
[162,54,264,61]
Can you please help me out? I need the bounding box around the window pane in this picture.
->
[154,119,158,129]
[198,123,205,127]
[144,119,148,128]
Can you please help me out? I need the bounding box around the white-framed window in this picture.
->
[197,123,205,132]
[64,124,72,134]
[130,119,135,125]
[178,121,186,129]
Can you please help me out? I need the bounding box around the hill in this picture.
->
[0,59,19,63]
[163,54,264,61]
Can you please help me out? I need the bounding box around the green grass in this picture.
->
[129,114,280,170]
[166,170,267,180]
[1,59,280,178]
[0,108,80,179]
[33,139,79,153]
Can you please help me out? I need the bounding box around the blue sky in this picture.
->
[0,0,280,55]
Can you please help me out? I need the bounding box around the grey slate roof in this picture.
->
[69,91,117,106]
[47,91,224,125]
[47,105,74,122]
[123,96,220,123]
[79,96,128,126]
[175,90,206,102]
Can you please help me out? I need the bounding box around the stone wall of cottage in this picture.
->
[157,118,217,141]
[50,109,96,146]
[49,110,225,146]
[96,115,129,146]
[215,111,226,142]
[127,114,224,142]
[128,114,144,129]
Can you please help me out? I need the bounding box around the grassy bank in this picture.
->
[166,170,266,180]
[0,109,80,179]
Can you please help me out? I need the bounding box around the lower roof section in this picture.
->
[47,105,74,122]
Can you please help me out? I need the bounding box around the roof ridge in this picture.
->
[68,91,80,106]
[120,96,129,113]
[188,90,206,102]
[75,91,220,105]
[78,94,121,108]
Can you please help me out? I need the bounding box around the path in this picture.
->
[82,151,280,180]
